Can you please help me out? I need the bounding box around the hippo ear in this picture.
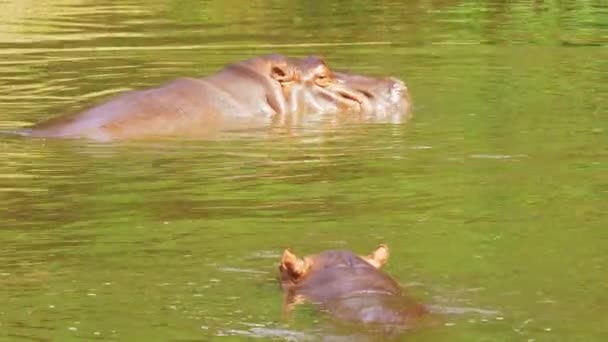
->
[362,244,390,269]
[280,248,310,280]
[270,64,294,83]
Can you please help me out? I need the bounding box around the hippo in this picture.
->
[278,245,429,329]
[18,54,411,141]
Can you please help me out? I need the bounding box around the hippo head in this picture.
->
[279,244,400,305]
[252,55,412,122]
[279,244,391,290]
[285,56,411,121]
[278,245,428,327]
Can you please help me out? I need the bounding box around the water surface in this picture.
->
[0,0,606,341]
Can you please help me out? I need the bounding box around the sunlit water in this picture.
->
[0,0,606,341]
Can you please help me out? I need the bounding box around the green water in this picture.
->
[0,0,606,341]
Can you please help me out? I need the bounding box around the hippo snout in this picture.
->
[387,78,406,103]
[389,77,405,87]
[374,77,411,120]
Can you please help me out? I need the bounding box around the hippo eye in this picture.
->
[315,74,332,86]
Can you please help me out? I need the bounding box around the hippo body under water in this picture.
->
[18,54,411,141]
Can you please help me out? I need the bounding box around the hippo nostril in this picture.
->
[337,90,361,104]
[358,89,375,99]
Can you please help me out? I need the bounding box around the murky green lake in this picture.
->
[0,0,606,341]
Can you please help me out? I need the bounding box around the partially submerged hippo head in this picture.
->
[21,54,411,140]
[279,245,428,327]
[284,56,411,122]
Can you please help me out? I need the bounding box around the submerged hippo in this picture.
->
[18,54,411,141]
[279,245,428,328]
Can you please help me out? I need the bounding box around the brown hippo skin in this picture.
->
[279,245,428,327]
[18,54,411,141]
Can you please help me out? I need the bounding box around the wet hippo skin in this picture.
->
[278,245,428,327]
[19,54,411,141]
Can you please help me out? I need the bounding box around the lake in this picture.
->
[0,0,606,341]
